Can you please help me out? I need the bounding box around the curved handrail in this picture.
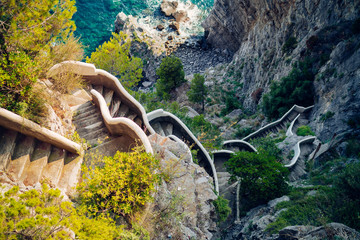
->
[285,136,316,168]
[147,109,219,193]
[0,108,83,155]
[48,61,155,135]
[286,114,301,137]
[242,105,314,141]
[223,140,257,152]
[91,90,153,154]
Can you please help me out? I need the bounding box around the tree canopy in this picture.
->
[187,73,207,112]
[225,150,289,211]
[156,55,185,100]
[86,32,143,90]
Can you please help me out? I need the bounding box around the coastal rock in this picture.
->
[160,0,178,17]
[148,134,217,239]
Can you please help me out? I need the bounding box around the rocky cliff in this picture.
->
[202,0,360,141]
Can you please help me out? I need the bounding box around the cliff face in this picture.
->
[202,0,360,141]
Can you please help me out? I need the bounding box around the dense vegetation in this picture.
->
[225,149,289,213]
[156,55,186,100]
[0,0,83,122]
[86,32,143,89]
[262,59,315,119]
[187,74,208,112]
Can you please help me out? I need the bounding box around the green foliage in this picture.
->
[234,127,253,139]
[320,111,335,122]
[262,59,315,119]
[156,55,185,100]
[220,90,241,116]
[77,149,159,218]
[225,150,289,211]
[0,184,121,239]
[268,161,360,234]
[0,0,83,122]
[213,196,231,223]
[86,32,143,89]
[250,136,283,161]
[187,74,208,111]
[345,139,360,157]
[282,36,298,53]
[296,125,315,136]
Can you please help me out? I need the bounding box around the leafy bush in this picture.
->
[296,125,315,136]
[262,59,315,119]
[250,136,283,160]
[77,149,160,219]
[234,127,253,139]
[345,139,360,157]
[282,36,298,53]
[213,196,231,223]
[156,55,185,100]
[86,32,143,90]
[320,111,335,122]
[220,90,241,116]
[225,150,289,211]
[187,74,208,112]
[0,184,121,239]
[0,0,83,122]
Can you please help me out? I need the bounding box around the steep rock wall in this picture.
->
[202,0,360,141]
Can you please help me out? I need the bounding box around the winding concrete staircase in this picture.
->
[49,61,154,154]
[242,105,314,141]
[0,109,83,195]
[147,109,219,193]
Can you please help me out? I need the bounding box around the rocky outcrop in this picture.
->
[202,0,360,141]
[149,134,217,239]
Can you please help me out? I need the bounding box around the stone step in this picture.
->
[74,114,103,129]
[22,141,52,186]
[58,152,82,194]
[127,111,137,121]
[41,147,66,187]
[73,106,98,120]
[118,104,129,117]
[73,101,95,115]
[110,96,121,117]
[153,122,165,136]
[82,127,110,143]
[77,121,105,136]
[165,123,173,135]
[134,117,143,128]
[217,171,231,179]
[0,128,17,171]
[103,88,114,107]
[92,84,103,95]
[7,135,35,181]
[219,181,238,195]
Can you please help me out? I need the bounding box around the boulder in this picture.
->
[160,0,178,17]
[173,10,188,23]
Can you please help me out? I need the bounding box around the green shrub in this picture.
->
[213,196,231,223]
[234,127,253,139]
[86,32,143,90]
[262,59,315,119]
[345,139,360,157]
[225,150,289,211]
[250,136,283,160]
[320,111,335,122]
[0,184,122,239]
[156,55,185,100]
[220,90,241,116]
[187,74,208,112]
[296,125,315,136]
[77,149,160,219]
[282,36,298,53]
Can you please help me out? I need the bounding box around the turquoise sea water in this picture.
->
[73,0,213,56]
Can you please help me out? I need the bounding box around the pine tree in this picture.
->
[187,73,207,112]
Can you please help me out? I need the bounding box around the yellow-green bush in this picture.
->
[77,149,160,219]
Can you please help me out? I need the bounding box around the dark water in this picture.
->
[72,0,213,56]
